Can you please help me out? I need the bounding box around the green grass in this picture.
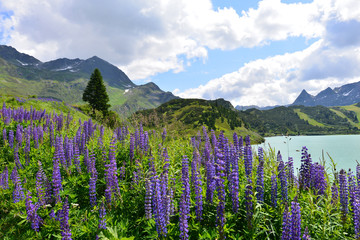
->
[341,104,360,127]
[293,108,326,127]
[329,108,360,129]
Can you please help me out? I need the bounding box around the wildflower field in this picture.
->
[0,98,359,239]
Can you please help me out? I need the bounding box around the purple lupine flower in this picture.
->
[56,136,67,169]
[311,163,327,195]
[357,164,360,188]
[25,192,43,232]
[49,209,56,219]
[89,172,98,208]
[105,136,120,203]
[191,151,203,220]
[145,179,153,219]
[8,130,14,148]
[271,172,277,208]
[244,135,252,179]
[331,182,338,205]
[16,124,23,147]
[211,129,217,147]
[215,147,226,238]
[98,201,107,229]
[302,226,311,239]
[348,169,356,210]
[153,175,167,237]
[11,167,24,203]
[60,197,72,240]
[339,169,348,222]
[256,147,264,203]
[52,148,62,204]
[162,128,167,142]
[33,127,39,149]
[206,156,216,203]
[245,178,253,229]
[88,151,97,207]
[278,157,288,202]
[1,166,9,189]
[36,162,46,206]
[281,206,291,240]
[179,156,190,240]
[354,198,360,239]
[300,146,312,190]
[290,201,301,240]
[45,178,52,204]
[65,138,74,168]
[230,145,239,213]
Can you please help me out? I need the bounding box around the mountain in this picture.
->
[238,104,360,136]
[0,45,177,116]
[293,82,360,107]
[131,98,264,143]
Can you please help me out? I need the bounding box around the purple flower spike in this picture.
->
[256,147,264,203]
[98,201,107,229]
[281,206,291,240]
[179,156,190,240]
[290,201,301,240]
[25,192,43,232]
[60,197,72,240]
[302,226,311,240]
[339,169,348,222]
[145,179,153,219]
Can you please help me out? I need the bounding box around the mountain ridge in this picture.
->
[0,45,177,116]
[293,81,360,107]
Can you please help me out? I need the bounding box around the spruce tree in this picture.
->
[82,68,110,115]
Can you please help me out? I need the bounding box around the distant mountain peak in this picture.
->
[293,89,314,106]
[293,81,360,107]
[0,44,41,66]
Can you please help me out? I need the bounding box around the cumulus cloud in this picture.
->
[1,0,324,80]
[176,0,360,106]
[178,35,360,106]
[1,0,360,106]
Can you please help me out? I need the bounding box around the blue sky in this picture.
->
[1,0,360,107]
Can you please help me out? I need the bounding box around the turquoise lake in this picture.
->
[254,135,360,174]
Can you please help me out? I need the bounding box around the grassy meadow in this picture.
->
[0,96,359,240]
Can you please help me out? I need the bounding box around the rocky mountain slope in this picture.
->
[293,81,360,107]
[0,45,177,116]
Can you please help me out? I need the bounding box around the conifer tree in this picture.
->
[82,68,110,115]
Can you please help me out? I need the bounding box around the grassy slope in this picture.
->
[293,108,325,127]
[340,104,360,128]
[132,98,264,143]
[329,108,360,129]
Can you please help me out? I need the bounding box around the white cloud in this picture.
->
[1,0,360,107]
[178,37,360,106]
[0,0,326,80]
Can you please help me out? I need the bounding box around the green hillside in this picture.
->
[0,46,177,117]
[131,98,264,143]
[238,105,360,136]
